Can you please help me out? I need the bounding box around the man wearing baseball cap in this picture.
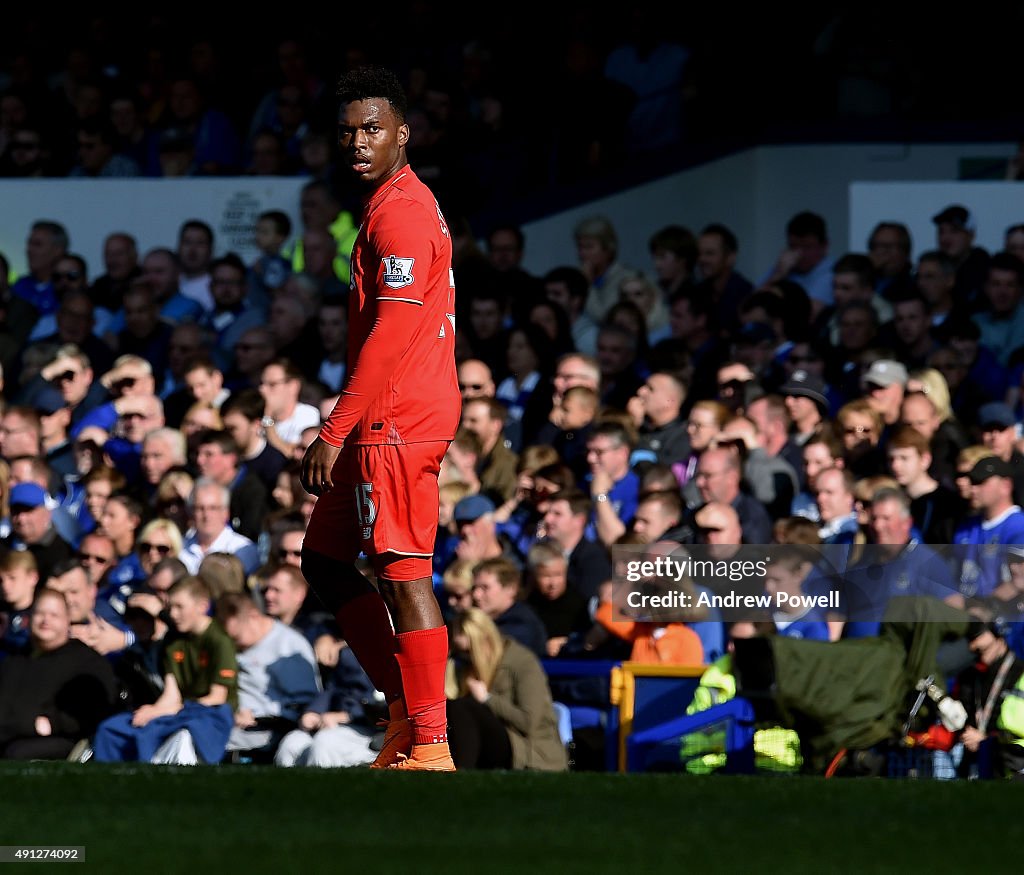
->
[860,359,907,450]
[33,387,75,480]
[451,494,521,570]
[977,401,1024,505]
[953,456,1024,598]
[0,483,74,581]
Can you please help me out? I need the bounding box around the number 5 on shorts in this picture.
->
[355,482,377,540]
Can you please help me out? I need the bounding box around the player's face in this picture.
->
[337,98,409,188]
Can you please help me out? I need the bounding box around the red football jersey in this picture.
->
[319,168,460,447]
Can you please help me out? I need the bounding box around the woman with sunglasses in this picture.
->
[135,518,184,576]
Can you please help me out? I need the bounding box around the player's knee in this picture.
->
[301,548,374,612]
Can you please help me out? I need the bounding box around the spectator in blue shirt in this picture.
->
[840,487,963,639]
[764,544,831,641]
[954,456,1024,598]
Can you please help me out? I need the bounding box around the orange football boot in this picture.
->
[369,717,413,769]
[388,741,456,771]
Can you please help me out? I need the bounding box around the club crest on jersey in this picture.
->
[382,255,415,288]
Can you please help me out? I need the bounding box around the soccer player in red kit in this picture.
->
[301,66,459,771]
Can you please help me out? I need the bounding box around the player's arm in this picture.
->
[313,204,442,454]
[302,297,428,495]
[319,297,433,445]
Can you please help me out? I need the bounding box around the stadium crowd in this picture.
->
[0,192,1022,776]
[1,19,1024,774]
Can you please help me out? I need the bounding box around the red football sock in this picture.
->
[335,593,403,703]
[394,626,449,745]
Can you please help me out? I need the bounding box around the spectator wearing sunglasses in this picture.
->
[25,254,100,346]
[135,519,184,577]
[77,532,116,588]
[78,530,142,627]
[456,359,496,402]
[268,520,304,570]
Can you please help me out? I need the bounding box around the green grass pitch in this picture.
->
[0,763,1019,874]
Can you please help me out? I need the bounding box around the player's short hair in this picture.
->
[337,66,408,122]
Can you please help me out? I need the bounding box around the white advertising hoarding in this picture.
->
[0,177,308,280]
[849,181,1024,259]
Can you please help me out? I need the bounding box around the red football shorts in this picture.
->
[303,440,448,568]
